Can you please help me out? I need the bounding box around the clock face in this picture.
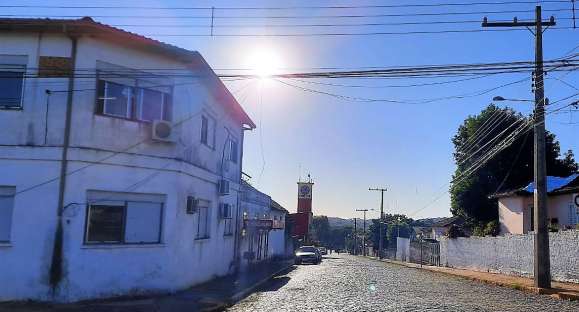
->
[299,185,311,198]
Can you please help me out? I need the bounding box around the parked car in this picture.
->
[295,246,322,265]
[318,247,328,255]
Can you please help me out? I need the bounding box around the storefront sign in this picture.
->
[244,219,273,230]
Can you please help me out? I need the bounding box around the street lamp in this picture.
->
[492,95,534,103]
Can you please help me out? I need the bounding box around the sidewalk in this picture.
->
[0,260,294,312]
[367,256,579,301]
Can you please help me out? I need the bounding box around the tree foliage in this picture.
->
[310,216,353,250]
[368,214,413,250]
[450,104,578,224]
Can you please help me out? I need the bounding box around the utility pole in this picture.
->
[353,217,357,255]
[356,209,370,256]
[482,6,554,289]
[369,187,387,259]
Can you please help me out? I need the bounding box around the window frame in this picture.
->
[0,66,26,110]
[84,200,164,245]
[196,205,211,240]
[135,87,173,122]
[224,218,233,236]
[95,70,173,123]
[200,114,216,149]
[227,138,239,164]
[101,81,134,119]
[0,187,16,243]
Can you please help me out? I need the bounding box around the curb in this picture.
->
[367,256,578,302]
[202,262,294,311]
[229,263,294,303]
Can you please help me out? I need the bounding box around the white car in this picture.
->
[318,247,328,255]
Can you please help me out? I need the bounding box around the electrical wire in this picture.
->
[0,9,572,20]
[0,1,570,10]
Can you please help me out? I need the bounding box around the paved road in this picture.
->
[228,254,579,312]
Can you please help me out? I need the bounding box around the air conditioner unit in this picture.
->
[218,179,230,195]
[219,203,232,219]
[152,120,175,143]
[186,196,198,214]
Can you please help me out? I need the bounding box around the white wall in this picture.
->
[0,32,247,302]
[396,237,410,262]
[498,196,524,235]
[268,210,287,258]
[440,231,579,283]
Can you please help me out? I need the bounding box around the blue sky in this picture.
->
[9,0,578,219]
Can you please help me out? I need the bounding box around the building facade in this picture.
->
[239,181,288,269]
[493,174,579,235]
[0,18,254,302]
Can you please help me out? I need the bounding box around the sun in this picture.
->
[247,48,283,79]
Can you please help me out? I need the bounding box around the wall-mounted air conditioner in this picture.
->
[218,179,230,195]
[152,120,175,143]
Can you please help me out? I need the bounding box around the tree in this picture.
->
[310,216,331,246]
[368,214,413,250]
[562,150,579,172]
[450,104,578,224]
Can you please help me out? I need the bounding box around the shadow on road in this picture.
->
[257,276,291,293]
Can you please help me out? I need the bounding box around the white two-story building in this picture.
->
[0,17,255,302]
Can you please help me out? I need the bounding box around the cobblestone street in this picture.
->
[228,254,579,312]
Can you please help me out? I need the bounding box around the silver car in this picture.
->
[294,246,322,265]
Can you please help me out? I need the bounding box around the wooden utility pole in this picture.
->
[356,209,370,256]
[482,6,555,288]
[353,217,357,255]
[369,187,387,259]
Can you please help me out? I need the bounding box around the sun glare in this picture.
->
[248,49,283,79]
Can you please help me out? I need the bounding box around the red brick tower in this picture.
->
[292,175,313,241]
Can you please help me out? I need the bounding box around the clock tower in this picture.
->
[291,175,314,241]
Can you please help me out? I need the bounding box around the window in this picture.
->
[224,219,233,236]
[100,81,133,118]
[221,203,233,236]
[201,116,208,145]
[227,138,238,164]
[0,187,16,242]
[0,66,25,109]
[196,201,211,239]
[200,114,215,148]
[85,200,163,244]
[136,88,172,122]
[96,78,172,122]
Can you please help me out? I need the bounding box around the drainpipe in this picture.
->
[49,35,77,294]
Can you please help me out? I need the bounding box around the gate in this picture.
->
[409,240,440,266]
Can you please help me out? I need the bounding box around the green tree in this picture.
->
[310,215,331,246]
[450,104,578,224]
[368,214,413,250]
[562,150,579,172]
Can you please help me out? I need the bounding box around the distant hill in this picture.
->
[325,216,446,228]
[412,217,446,226]
[327,217,354,228]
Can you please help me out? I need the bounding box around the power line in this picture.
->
[0,9,571,20]
[0,1,570,10]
